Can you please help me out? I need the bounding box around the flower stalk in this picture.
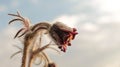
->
[9,11,78,67]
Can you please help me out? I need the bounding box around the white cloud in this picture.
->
[80,22,99,32]
[53,15,79,27]
[71,0,120,24]
[95,0,120,13]
[97,15,113,24]
[91,0,120,23]
[53,14,89,28]
[97,14,120,24]
[0,26,21,67]
[70,22,120,67]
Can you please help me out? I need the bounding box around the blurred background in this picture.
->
[0,0,120,67]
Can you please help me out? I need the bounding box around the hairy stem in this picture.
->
[21,23,51,67]
[28,43,51,67]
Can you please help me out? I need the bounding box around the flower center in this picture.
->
[61,33,74,52]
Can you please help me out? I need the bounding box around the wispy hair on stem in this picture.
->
[8,11,78,67]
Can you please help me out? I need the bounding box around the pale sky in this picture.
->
[0,0,120,67]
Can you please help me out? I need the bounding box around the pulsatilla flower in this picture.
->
[9,11,78,67]
[50,22,78,52]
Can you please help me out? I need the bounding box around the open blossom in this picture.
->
[50,22,78,52]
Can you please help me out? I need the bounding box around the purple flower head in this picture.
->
[50,22,78,52]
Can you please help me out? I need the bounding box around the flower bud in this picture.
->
[49,22,78,52]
